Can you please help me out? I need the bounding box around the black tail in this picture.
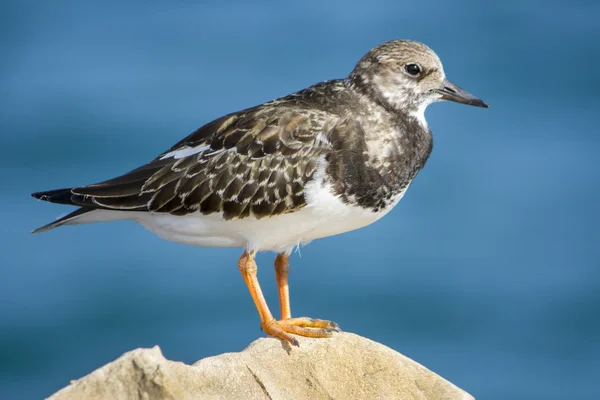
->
[31,188,97,233]
[31,188,77,205]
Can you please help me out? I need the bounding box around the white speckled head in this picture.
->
[348,40,487,125]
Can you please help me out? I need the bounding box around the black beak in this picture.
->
[435,79,488,108]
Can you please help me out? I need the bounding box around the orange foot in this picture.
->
[262,317,341,347]
[238,251,341,347]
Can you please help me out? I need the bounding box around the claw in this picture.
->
[262,317,340,346]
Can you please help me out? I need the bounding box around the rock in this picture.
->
[47,332,474,400]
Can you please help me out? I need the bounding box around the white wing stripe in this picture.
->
[160,145,211,160]
[160,145,241,160]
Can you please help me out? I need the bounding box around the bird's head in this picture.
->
[348,40,488,121]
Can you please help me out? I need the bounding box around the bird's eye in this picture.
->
[404,63,421,76]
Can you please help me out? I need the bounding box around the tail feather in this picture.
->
[32,187,150,211]
[31,207,93,234]
[31,188,76,205]
[32,188,100,233]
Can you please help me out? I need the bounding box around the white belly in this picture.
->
[134,205,375,252]
[130,178,409,252]
[72,166,411,253]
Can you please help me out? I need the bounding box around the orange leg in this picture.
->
[274,253,292,320]
[238,251,339,346]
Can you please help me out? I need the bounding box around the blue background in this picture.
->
[2,1,599,399]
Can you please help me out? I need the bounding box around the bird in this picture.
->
[31,40,487,347]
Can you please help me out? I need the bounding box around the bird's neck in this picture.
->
[345,74,427,127]
[346,74,396,115]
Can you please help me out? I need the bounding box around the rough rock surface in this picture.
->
[48,332,474,400]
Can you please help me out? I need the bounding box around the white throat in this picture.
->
[409,95,439,128]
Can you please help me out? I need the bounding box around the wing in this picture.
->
[57,105,345,220]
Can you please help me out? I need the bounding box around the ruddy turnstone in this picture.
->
[32,40,487,346]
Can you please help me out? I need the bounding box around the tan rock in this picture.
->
[48,332,474,400]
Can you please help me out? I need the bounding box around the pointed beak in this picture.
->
[435,79,488,108]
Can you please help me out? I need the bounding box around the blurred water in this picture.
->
[1,0,599,399]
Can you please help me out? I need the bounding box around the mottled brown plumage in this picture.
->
[39,85,348,220]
